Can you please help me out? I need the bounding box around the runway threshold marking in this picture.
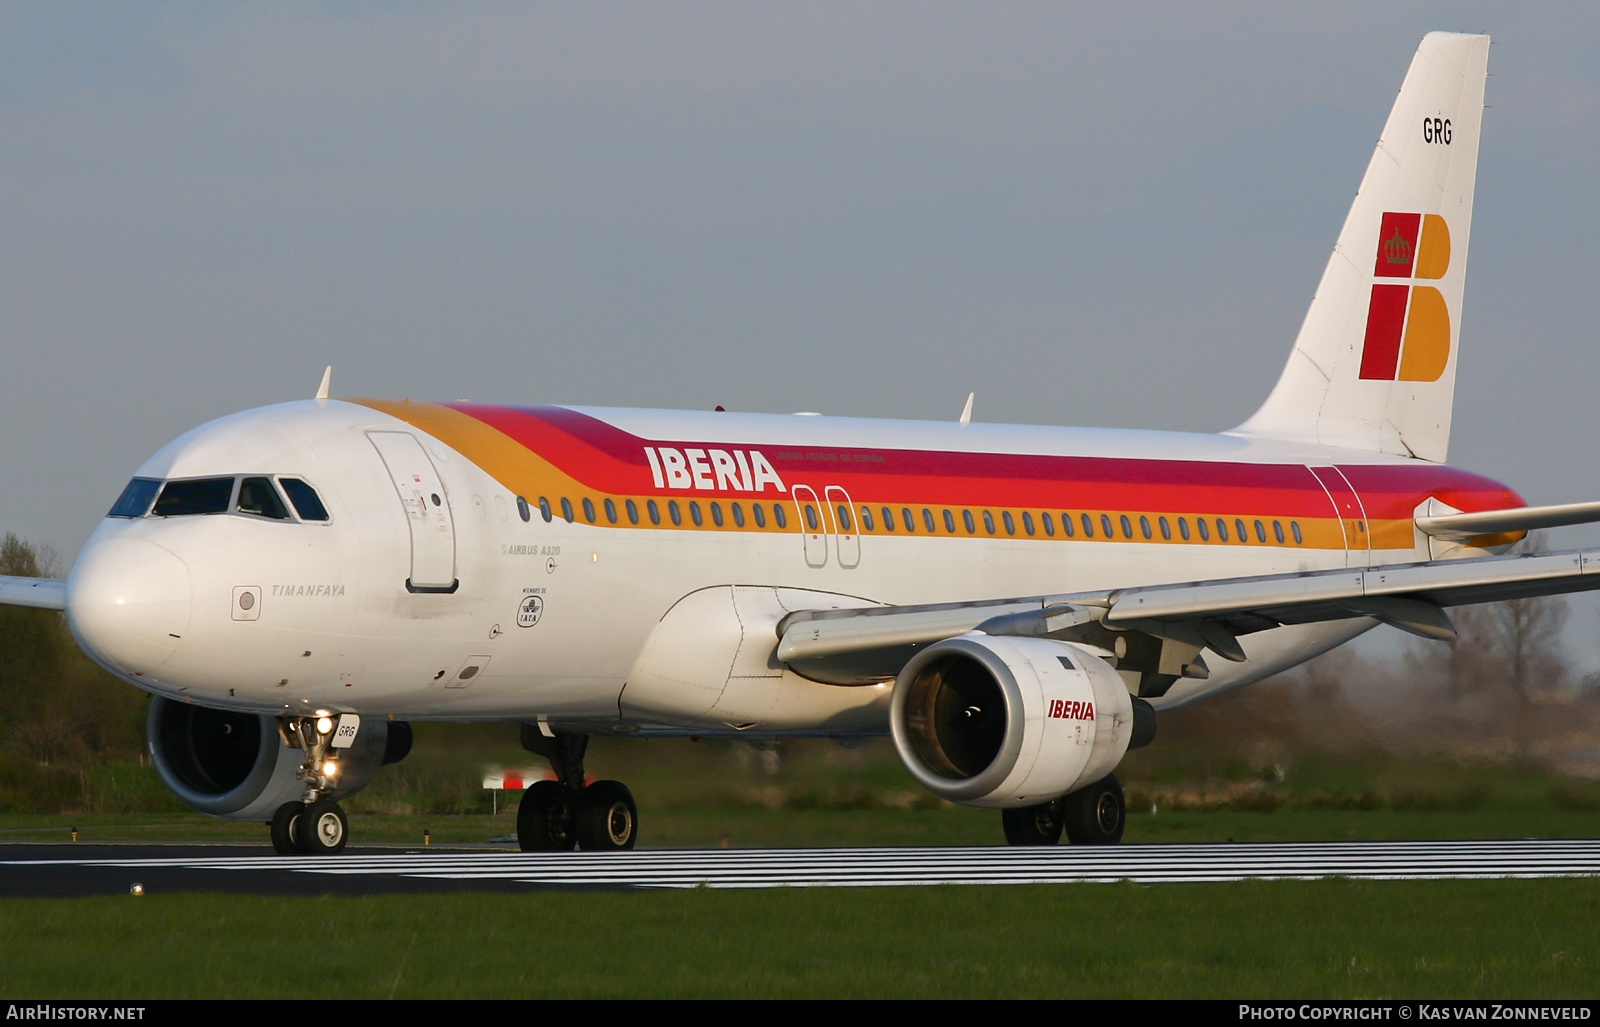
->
[7,840,1600,889]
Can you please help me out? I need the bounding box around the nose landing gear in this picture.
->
[268,716,352,855]
[517,725,639,852]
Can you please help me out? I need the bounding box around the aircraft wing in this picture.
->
[775,546,1600,688]
[0,576,67,611]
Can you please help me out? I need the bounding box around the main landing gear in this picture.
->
[1002,774,1125,846]
[516,725,639,852]
[270,716,350,855]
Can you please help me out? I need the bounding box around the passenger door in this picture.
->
[367,431,458,591]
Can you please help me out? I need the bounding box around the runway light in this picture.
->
[129,883,144,896]
[316,716,335,735]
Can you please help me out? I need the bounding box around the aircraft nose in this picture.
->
[67,537,193,677]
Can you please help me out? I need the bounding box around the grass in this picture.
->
[3,879,1598,998]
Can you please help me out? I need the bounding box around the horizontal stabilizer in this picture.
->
[1415,500,1600,542]
[0,576,67,611]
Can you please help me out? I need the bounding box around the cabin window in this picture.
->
[1081,514,1095,538]
[803,504,819,531]
[1159,516,1171,541]
[1196,517,1209,541]
[882,507,895,532]
[1216,519,1229,542]
[1021,511,1033,536]
[836,505,854,532]
[960,510,973,534]
[904,508,917,533]
[1178,517,1190,541]
[582,498,596,524]
[647,500,661,525]
[538,497,553,523]
[668,501,682,526]
[280,479,330,522]
[732,503,745,528]
[237,477,292,520]
[1138,515,1151,540]
[943,510,956,533]
[626,499,639,525]
[153,477,235,517]
[603,498,617,524]
[690,502,703,527]
[773,504,788,529]
[1236,519,1248,543]
[1273,520,1285,544]
[709,502,722,527]
[753,503,766,528]
[1117,514,1131,539]
[977,510,991,535]
[1252,519,1266,543]
[1003,511,1016,536]
[1292,521,1303,545]
[516,496,532,522]
[1042,512,1056,537]
[923,509,936,533]
[560,497,575,523]
[860,507,874,532]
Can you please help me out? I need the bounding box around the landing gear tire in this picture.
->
[1062,774,1125,845]
[518,780,577,852]
[295,798,349,855]
[576,780,638,851]
[270,801,306,855]
[1002,799,1065,845]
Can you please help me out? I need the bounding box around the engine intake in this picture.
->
[147,697,402,821]
[890,634,1135,808]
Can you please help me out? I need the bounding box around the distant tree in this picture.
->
[0,534,147,764]
[1444,532,1570,761]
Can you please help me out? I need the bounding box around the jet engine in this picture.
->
[147,696,410,821]
[889,634,1139,808]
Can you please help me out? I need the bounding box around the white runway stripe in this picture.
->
[8,840,1600,889]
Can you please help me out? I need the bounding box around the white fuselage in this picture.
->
[64,398,1519,735]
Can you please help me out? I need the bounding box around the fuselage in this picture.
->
[64,398,1523,732]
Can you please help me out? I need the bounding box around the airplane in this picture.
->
[4,31,1598,856]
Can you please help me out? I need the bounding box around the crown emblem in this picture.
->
[1383,228,1413,265]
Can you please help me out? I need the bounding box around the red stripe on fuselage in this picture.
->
[441,404,1522,522]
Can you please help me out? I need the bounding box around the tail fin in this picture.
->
[1230,32,1490,463]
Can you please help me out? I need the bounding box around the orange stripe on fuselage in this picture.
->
[346,399,1523,552]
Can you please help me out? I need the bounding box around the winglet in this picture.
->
[315,366,332,401]
[958,393,974,426]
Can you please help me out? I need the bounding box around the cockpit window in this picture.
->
[236,477,292,520]
[279,478,330,522]
[153,477,235,516]
[108,478,162,518]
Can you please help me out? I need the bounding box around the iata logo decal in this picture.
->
[1047,699,1094,721]
[643,447,787,493]
[1358,211,1451,383]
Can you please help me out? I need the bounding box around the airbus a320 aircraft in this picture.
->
[3,32,1596,855]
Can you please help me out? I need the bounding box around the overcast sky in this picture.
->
[5,2,1599,592]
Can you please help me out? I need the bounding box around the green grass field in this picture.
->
[4,728,1600,997]
[3,879,1597,998]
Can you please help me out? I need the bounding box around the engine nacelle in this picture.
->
[890,634,1135,808]
[147,696,408,821]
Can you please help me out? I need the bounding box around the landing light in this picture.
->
[316,716,335,735]
[323,760,339,777]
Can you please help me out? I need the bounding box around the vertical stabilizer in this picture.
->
[1229,33,1489,462]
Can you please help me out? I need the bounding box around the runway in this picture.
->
[4,839,1599,896]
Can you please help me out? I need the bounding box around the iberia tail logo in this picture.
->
[1358,212,1451,382]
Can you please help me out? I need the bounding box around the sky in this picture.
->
[4,3,1600,640]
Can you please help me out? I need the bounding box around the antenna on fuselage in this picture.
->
[958,392,974,426]
[315,366,332,401]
